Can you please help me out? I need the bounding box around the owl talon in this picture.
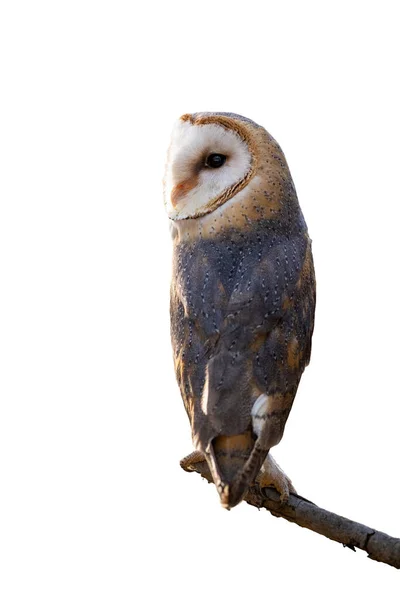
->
[256,454,296,503]
[180,450,205,472]
[278,489,290,504]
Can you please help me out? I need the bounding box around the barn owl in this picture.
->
[165,112,316,509]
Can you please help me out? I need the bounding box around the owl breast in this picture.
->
[170,217,315,450]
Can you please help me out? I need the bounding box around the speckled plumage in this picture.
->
[166,112,316,508]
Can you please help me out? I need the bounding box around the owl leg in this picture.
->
[256,454,296,503]
[180,450,205,472]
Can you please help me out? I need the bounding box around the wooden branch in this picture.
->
[183,460,400,570]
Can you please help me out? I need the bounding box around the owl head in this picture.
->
[164,112,298,229]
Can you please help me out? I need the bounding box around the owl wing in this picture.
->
[171,229,315,453]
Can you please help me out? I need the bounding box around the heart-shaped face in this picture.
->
[164,113,256,220]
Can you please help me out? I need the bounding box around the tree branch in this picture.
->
[183,460,400,570]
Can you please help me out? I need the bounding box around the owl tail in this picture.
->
[205,431,268,509]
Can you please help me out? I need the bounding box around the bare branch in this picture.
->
[184,460,400,570]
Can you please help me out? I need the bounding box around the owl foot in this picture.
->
[180,450,205,472]
[256,454,296,503]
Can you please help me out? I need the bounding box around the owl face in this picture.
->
[164,113,258,220]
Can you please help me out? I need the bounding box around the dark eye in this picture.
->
[205,153,227,168]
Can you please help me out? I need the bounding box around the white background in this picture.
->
[1,1,399,597]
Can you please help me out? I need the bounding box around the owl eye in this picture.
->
[205,153,227,168]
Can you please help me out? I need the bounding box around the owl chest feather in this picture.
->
[170,220,315,435]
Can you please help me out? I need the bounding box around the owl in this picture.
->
[164,112,316,509]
